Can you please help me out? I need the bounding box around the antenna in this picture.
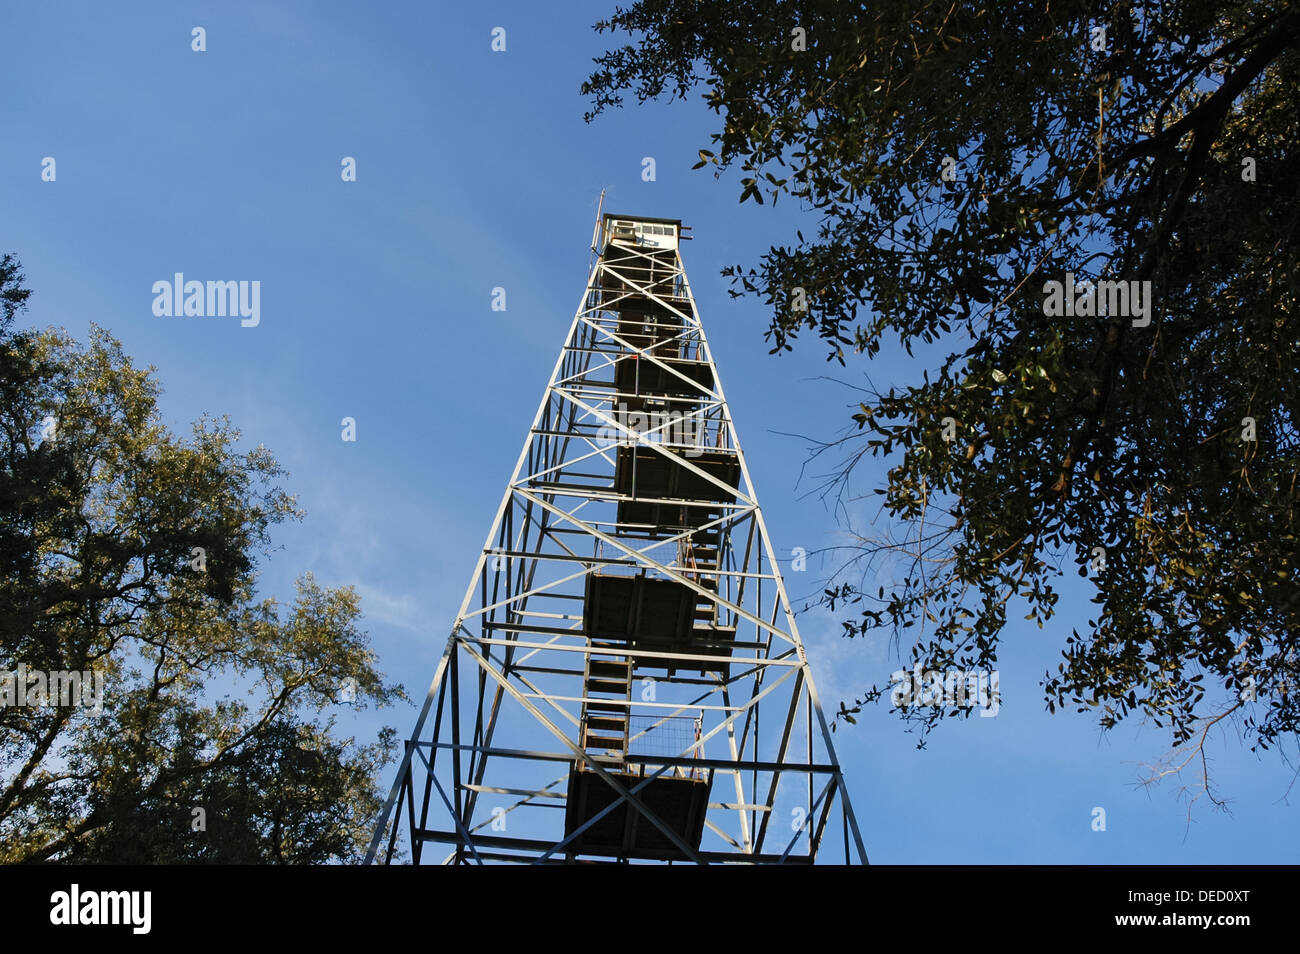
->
[588,188,608,274]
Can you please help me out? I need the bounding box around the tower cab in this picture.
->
[600,215,682,253]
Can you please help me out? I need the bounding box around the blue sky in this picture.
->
[4,0,1295,863]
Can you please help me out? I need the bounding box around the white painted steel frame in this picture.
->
[365,217,867,865]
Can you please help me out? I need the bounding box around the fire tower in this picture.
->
[366,212,868,864]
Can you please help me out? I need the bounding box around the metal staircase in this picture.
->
[366,211,868,865]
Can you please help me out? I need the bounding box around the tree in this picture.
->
[0,258,404,862]
[584,1,1300,801]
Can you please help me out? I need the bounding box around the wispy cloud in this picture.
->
[352,581,430,637]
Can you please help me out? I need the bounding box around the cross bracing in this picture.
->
[366,213,868,865]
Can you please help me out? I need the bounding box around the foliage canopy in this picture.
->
[584,2,1300,792]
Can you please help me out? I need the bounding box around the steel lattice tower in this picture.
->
[366,212,867,864]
